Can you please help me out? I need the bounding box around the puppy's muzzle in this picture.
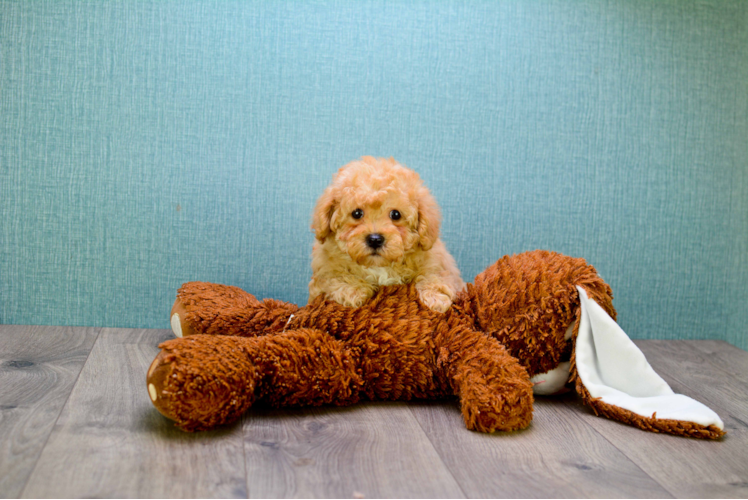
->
[365,233,385,250]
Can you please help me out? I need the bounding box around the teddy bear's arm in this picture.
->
[435,323,535,433]
[147,328,364,431]
[170,282,299,338]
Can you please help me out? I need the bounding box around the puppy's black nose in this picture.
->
[366,233,385,249]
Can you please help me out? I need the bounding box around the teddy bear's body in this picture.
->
[148,251,724,439]
[154,279,536,432]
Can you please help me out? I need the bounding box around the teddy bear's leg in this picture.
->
[147,328,363,431]
[170,281,299,338]
[468,251,724,438]
[436,323,535,433]
[467,250,616,380]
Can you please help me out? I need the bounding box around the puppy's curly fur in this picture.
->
[310,157,464,312]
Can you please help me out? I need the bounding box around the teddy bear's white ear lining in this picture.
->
[574,286,723,430]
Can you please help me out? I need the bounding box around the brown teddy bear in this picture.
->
[147,250,724,439]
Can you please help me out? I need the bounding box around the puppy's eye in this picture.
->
[390,210,401,220]
[351,208,364,219]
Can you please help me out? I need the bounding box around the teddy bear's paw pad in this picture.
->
[171,313,183,337]
[148,382,158,402]
[531,361,571,395]
[146,352,176,420]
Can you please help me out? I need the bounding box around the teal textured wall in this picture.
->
[1,1,746,349]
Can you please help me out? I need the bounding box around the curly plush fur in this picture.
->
[149,250,724,439]
[309,157,464,312]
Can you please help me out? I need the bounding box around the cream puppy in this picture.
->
[309,157,464,312]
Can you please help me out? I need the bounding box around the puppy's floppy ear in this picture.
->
[416,187,441,251]
[312,187,337,242]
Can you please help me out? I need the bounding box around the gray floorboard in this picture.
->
[20,328,247,499]
[561,340,748,499]
[244,403,464,498]
[0,325,100,499]
[408,397,672,498]
[0,326,745,498]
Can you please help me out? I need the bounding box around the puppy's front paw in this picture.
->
[330,285,373,309]
[416,283,454,313]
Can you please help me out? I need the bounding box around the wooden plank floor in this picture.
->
[1,325,746,498]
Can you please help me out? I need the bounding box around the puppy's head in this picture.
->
[312,157,441,267]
